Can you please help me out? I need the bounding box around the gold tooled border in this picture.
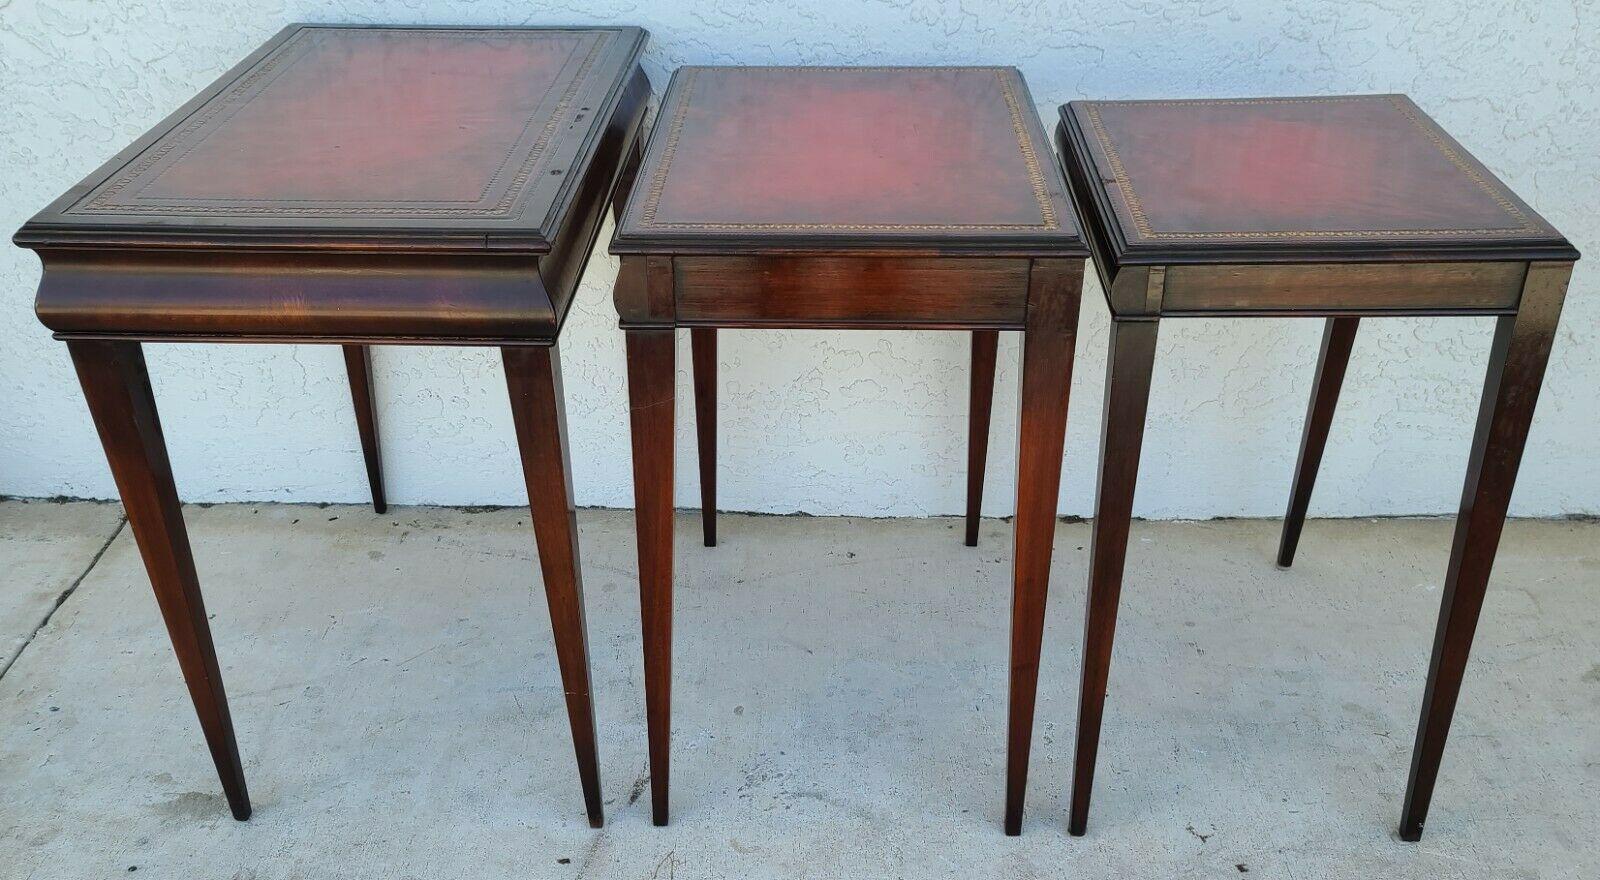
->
[635,66,1060,233]
[1084,95,1543,241]
[72,28,612,219]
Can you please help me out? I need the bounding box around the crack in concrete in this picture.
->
[626,766,649,805]
[0,516,126,681]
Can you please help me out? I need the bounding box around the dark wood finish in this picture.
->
[1059,96,1575,268]
[1067,318,1159,836]
[614,66,1078,256]
[1056,93,1580,839]
[965,330,998,546]
[691,328,718,547]
[1277,317,1360,567]
[342,345,387,513]
[1161,261,1526,315]
[67,340,251,821]
[18,26,652,824]
[21,25,650,344]
[613,255,676,328]
[541,67,652,327]
[33,249,551,341]
[29,57,642,347]
[672,256,1029,328]
[29,62,649,343]
[20,26,648,250]
[1400,261,1570,840]
[1004,260,1084,834]
[609,67,1087,831]
[611,135,645,226]
[623,327,677,826]
[503,344,604,827]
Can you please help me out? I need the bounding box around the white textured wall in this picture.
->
[1,1,1596,519]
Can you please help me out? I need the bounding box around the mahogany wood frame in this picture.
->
[1052,103,1580,841]
[15,25,652,828]
[1057,263,1574,841]
[614,255,1085,833]
[609,65,1088,833]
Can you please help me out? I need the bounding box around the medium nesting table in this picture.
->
[609,65,1089,833]
[1055,95,1578,839]
[14,24,651,826]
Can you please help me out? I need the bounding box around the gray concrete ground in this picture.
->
[0,501,1595,879]
[0,501,123,678]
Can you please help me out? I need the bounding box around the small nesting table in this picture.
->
[609,66,1089,832]
[14,24,651,826]
[1054,95,1578,839]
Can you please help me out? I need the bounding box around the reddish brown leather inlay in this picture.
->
[71,28,610,219]
[633,67,1059,232]
[1080,96,1548,241]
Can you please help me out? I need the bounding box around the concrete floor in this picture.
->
[0,500,1595,879]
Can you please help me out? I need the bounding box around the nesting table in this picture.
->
[1055,95,1578,839]
[610,66,1088,832]
[15,24,651,826]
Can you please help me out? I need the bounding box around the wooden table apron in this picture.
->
[612,252,1088,833]
[1052,97,1580,841]
[603,64,1092,833]
[14,24,652,829]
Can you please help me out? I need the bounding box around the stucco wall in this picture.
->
[2,0,1595,518]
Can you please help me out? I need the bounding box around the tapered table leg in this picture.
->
[1277,317,1359,567]
[691,328,718,547]
[1399,263,1570,841]
[67,340,251,821]
[625,329,677,826]
[342,344,386,514]
[1004,262,1082,835]
[966,329,999,547]
[503,344,604,827]
[1068,318,1160,836]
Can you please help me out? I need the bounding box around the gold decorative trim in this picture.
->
[635,66,1061,233]
[998,70,1060,230]
[1083,95,1544,241]
[71,28,612,219]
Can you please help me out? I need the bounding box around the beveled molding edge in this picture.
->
[31,245,559,342]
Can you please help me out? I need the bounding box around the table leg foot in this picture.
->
[627,329,678,826]
[1399,264,1569,841]
[1069,318,1159,836]
[1277,317,1358,568]
[504,344,604,828]
[966,329,998,547]
[342,344,386,514]
[691,328,717,548]
[1005,262,1082,834]
[68,339,252,821]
